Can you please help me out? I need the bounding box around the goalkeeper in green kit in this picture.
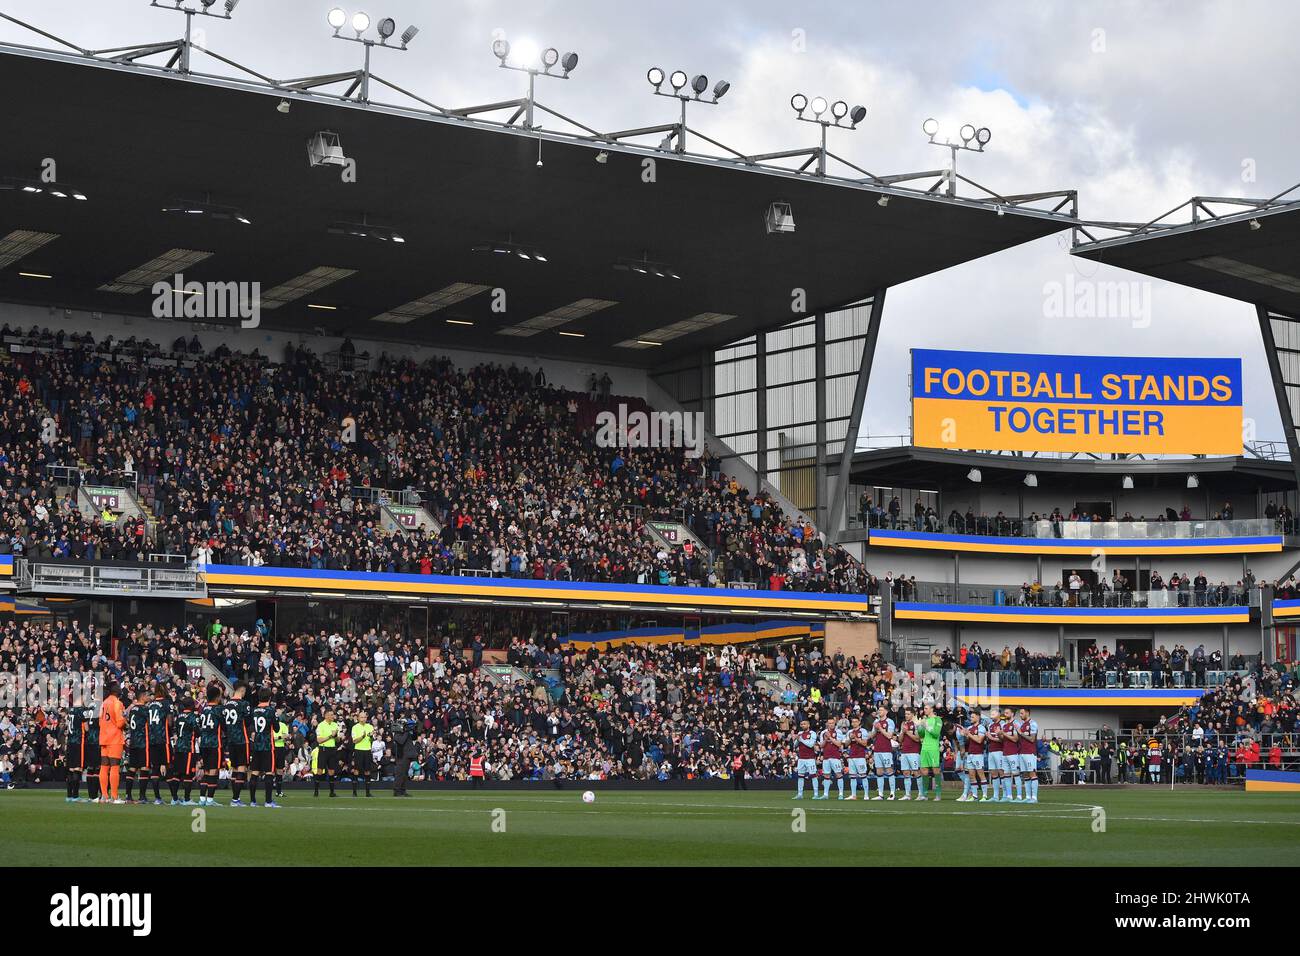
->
[916,703,945,801]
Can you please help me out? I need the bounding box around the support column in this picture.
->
[1256,305,1300,491]
[814,312,828,529]
[828,291,886,541]
[755,330,768,485]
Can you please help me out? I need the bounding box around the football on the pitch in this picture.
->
[582,790,596,804]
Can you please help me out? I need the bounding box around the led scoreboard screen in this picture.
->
[910,349,1243,455]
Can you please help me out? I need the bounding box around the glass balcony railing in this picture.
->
[902,580,1261,609]
[861,513,1287,540]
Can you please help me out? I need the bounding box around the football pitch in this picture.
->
[2,787,1297,867]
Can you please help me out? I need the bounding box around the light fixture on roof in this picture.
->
[1249,219,1261,231]
[765,201,795,234]
[471,239,547,262]
[877,195,889,207]
[770,91,866,177]
[615,254,682,280]
[328,217,405,244]
[1122,475,1134,490]
[161,195,251,225]
[307,130,347,167]
[967,468,982,483]
[0,176,88,201]
[629,63,731,154]
[484,35,578,131]
[922,117,993,197]
[147,0,243,74]
[1023,473,1037,487]
[276,98,291,114]
[323,8,418,102]
[493,34,578,76]
[1187,474,1199,489]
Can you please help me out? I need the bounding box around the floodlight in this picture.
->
[513,38,539,68]
[811,96,828,116]
[831,100,848,119]
[561,52,578,74]
[877,195,889,207]
[400,25,418,45]
[1122,475,1134,490]
[200,0,216,8]
[849,105,867,125]
[713,80,730,100]
[542,47,559,68]
[492,38,510,61]
[691,74,709,96]
[648,67,665,88]
[967,468,982,483]
[225,0,240,12]
[277,98,291,114]
[1250,218,1261,230]
[351,11,370,34]
[959,123,976,143]
[377,17,396,39]
[791,93,808,113]
[1024,473,1038,488]
[922,117,939,137]
[1187,474,1199,489]
[670,70,687,90]
[976,126,992,145]
[328,7,347,29]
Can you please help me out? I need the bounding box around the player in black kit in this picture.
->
[197,684,225,806]
[220,681,253,806]
[249,689,280,808]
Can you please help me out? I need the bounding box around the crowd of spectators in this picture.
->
[1,614,1294,788]
[0,325,865,593]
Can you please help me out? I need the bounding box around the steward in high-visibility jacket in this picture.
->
[469,752,485,788]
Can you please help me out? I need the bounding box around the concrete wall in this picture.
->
[824,619,877,661]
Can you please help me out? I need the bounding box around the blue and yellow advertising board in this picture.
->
[911,349,1243,455]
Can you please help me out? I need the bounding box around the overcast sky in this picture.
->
[3,0,1296,441]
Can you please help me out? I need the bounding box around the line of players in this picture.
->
[64,680,290,807]
[791,704,1041,803]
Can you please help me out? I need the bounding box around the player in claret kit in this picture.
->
[1017,708,1040,803]
[984,713,1004,801]
[845,715,871,800]
[818,719,848,800]
[958,712,988,801]
[896,708,921,799]
[792,719,819,799]
[999,709,1021,802]
[870,705,897,800]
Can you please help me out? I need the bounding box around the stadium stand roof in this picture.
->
[1071,183,1300,319]
[0,38,1077,369]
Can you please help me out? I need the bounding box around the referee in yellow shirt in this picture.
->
[313,709,340,798]
[351,711,375,798]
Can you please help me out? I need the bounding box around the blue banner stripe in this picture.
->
[896,602,1245,617]
[912,348,1242,407]
[205,563,867,607]
[870,529,1278,548]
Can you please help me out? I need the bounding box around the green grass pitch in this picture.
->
[3,788,1297,866]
